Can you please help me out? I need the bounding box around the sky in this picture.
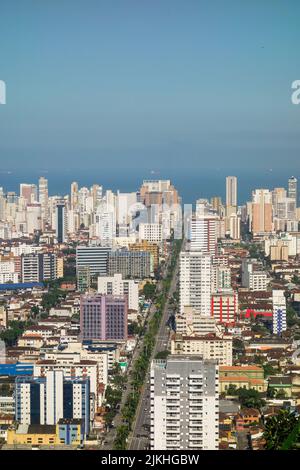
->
[0,0,300,173]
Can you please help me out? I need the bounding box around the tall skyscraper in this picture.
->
[180,250,212,315]
[80,293,128,341]
[251,189,273,234]
[288,176,298,205]
[38,176,49,228]
[20,183,38,205]
[229,213,241,240]
[56,200,67,243]
[190,215,218,255]
[150,356,219,450]
[210,196,223,215]
[226,176,237,208]
[26,203,42,234]
[71,181,79,211]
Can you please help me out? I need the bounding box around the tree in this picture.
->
[267,387,276,399]
[233,338,245,353]
[227,384,238,396]
[113,425,129,450]
[142,282,156,300]
[155,350,170,360]
[128,322,142,336]
[276,389,287,399]
[292,275,300,285]
[264,410,298,450]
[0,320,33,346]
[105,385,122,409]
[237,388,266,409]
[253,355,264,365]
[286,306,299,327]
[263,363,277,378]
[30,305,40,318]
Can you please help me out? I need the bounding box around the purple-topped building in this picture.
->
[80,293,128,341]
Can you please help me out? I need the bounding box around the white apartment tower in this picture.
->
[288,176,298,204]
[190,216,218,255]
[180,250,212,315]
[150,356,219,450]
[226,176,237,208]
[97,273,139,311]
[38,176,49,228]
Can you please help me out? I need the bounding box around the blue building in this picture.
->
[0,363,34,376]
[15,371,90,436]
[57,419,84,445]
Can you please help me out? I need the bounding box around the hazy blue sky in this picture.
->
[0,0,300,172]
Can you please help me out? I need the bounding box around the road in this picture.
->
[101,246,175,450]
[129,246,180,450]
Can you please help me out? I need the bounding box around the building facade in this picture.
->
[80,293,128,341]
[150,356,219,450]
[15,371,90,435]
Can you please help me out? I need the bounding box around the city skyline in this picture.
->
[0,169,299,206]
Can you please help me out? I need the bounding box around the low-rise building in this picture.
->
[219,365,267,393]
[6,419,83,447]
[171,333,232,366]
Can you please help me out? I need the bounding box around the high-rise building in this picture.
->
[139,223,162,243]
[56,200,67,243]
[288,176,298,205]
[80,293,128,341]
[139,180,181,238]
[241,259,269,291]
[150,356,219,450]
[95,200,116,245]
[70,182,79,211]
[229,213,241,240]
[140,180,179,207]
[20,184,38,205]
[175,307,219,336]
[15,370,90,434]
[97,273,139,311]
[180,250,212,315]
[39,177,49,228]
[272,187,287,213]
[251,189,273,234]
[108,250,152,279]
[77,266,91,292]
[210,196,223,215]
[269,240,289,262]
[171,335,232,366]
[21,253,57,283]
[76,245,111,278]
[211,289,238,325]
[129,240,159,270]
[272,290,287,335]
[274,197,296,221]
[226,176,237,208]
[26,203,42,234]
[190,215,219,255]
